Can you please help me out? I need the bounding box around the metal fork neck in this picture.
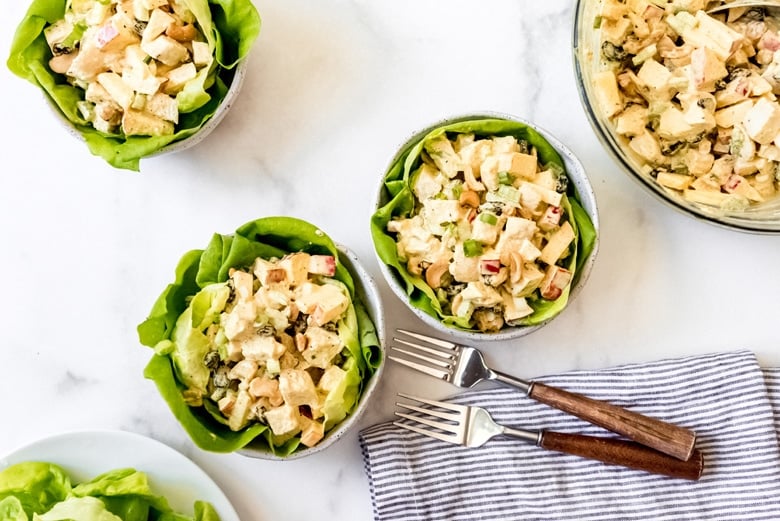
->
[490,369,532,395]
[500,426,541,444]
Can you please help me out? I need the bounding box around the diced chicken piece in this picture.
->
[121,109,174,136]
[539,221,575,265]
[517,182,543,211]
[293,282,348,325]
[540,265,573,300]
[142,0,168,9]
[668,11,744,61]
[218,392,236,415]
[458,139,493,173]
[459,282,503,308]
[449,244,481,283]
[518,239,542,263]
[615,104,648,137]
[318,365,347,393]
[593,70,623,118]
[508,261,544,297]
[491,136,520,154]
[537,205,562,232]
[743,97,780,145]
[192,40,212,68]
[690,47,728,91]
[228,390,254,431]
[241,335,286,362]
[278,369,319,407]
[277,253,311,287]
[479,156,501,192]
[145,93,178,123]
[629,130,664,164]
[528,183,562,207]
[132,0,150,22]
[504,216,537,241]
[683,148,714,177]
[715,99,754,128]
[656,172,694,191]
[264,404,301,436]
[412,163,443,200]
[97,72,134,110]
[749,74,773,97]
[421,199,462,234]
[637,59,674,99]
[425,134,462,178]
[601,16,632,44]
[759,144,780,161]
[502,292,534,322]
[231,269,254,300]
[302,326,344,369]
[44,19,74,53]
[143,8,175,42]
[228,359,258,382]
[222,300,257,340]
[470,218,499,245]
[308,255,336,276]
[142,35,189,66]
[299,418,326,448]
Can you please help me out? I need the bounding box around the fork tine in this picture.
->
[397,392,465,412]
[393,421,459,444]
[394,411,459,434]
[393,337,457,360]
[388,355,450,380]
[395,401,461,422]
[397,329,458,349]
[391,343,452,367]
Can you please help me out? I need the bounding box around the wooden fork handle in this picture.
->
[529,382,696,461]
[539,431,704,480]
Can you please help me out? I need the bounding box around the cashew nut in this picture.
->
[425,261,450,289]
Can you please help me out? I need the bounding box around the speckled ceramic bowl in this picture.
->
[372,112,600,343]
[238,244,386,460]
[573,0,780,234]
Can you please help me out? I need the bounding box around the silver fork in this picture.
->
[395,393,704,480]
[391,329,697,461]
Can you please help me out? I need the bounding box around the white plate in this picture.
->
[0,430,238,521]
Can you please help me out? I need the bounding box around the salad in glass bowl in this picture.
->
[137,217,384,458]
[7,0,261,170]
[372,114,599,339]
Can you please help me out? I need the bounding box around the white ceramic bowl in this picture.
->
[372,112,600,343]
[238,244,386,460]
[47,60,248,164]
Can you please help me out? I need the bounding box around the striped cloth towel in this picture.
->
[359,350,780,520]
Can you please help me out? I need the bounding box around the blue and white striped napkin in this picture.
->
[359,350,780,520]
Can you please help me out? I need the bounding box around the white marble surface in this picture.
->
[2,1,780,520]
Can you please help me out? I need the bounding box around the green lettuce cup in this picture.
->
[7,0,261,171]
[138,217,384,459]
[371,113,599,341]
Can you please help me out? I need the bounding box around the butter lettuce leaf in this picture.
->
[138,217,382,455]
[371,118,597,332]
[0,462,71,518]
[7,0,261,171]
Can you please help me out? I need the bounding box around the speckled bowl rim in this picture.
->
[373,111,600,343]
[236,243,386,460]
[572,0,780,234]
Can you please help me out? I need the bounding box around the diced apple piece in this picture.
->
[141,35,189,66]
[163,62,197,93]
[629,130,664,163]
[502,293,534,322]
[540,221,574,265]
[615,104,648,137]
[143,8,175,41]
[97,72,134,109]
[724,174,764,201]
[96,17,139,52]
[690,47,727,91]
[122,109,174,136]
[715,99,754,128]
[593,70,623,118]
[308,255,336,276]
[280,253,311,287]
[264,404,301,436]
[278,369,318,407]
[743,97,780,145]
[496,152,537,180]
[537,205,562,231]
[300,418,325,448]
[192,41,211,67]
[143,93,180,122]
[540,265,572,300]
[656,172,693,191]
[228,390,253,431]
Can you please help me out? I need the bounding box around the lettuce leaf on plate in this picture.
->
[0,463,217,521]
[137,217,382,455]
[6,0,261,171]
[370,118,598,332]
